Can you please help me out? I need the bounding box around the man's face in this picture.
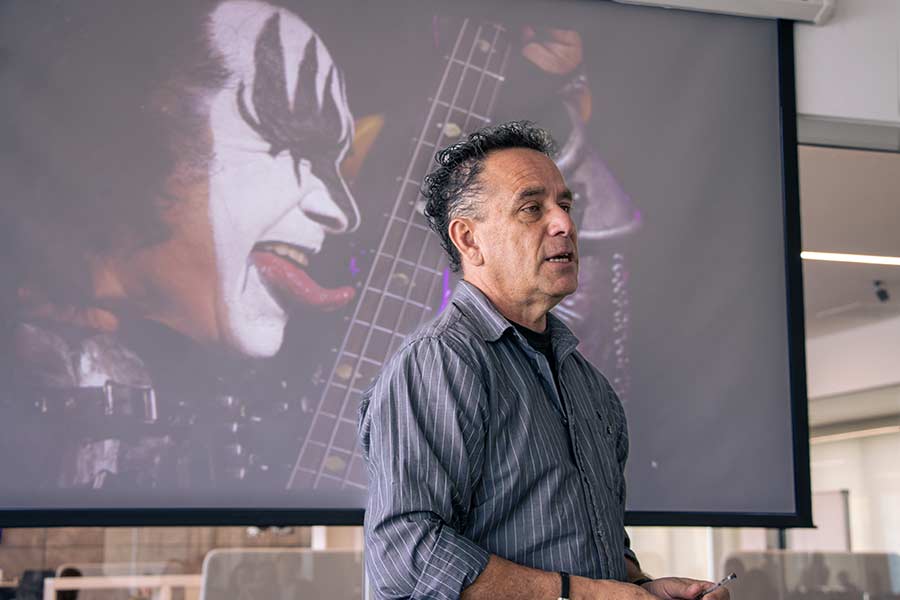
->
[202,1,358,357]
[469,147,578,308]
[113,1,358,358]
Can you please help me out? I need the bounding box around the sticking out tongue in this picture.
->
[251,250,354,312]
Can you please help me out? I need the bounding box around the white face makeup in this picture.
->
[207,0,359,357]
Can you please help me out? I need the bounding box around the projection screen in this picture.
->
[0,0,810,527]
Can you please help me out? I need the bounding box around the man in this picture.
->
[359,122,729,600]
[0,0,360,491]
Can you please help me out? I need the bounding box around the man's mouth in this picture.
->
[545,252,574,263]
[251,241,355,311]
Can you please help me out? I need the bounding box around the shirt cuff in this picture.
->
[412,520,491,599]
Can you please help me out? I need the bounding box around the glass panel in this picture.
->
[0,526,366,600]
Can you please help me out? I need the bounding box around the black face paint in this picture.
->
[236,12,357,229]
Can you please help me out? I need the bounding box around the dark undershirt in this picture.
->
[509,321,563,404]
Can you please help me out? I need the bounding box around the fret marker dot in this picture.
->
[390,273,409,288]
[325,455,346,473]
[442,122,462,138]
[478,40,491,52]
[335,364,353,381]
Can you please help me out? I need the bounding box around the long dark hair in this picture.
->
[0,0,229,310]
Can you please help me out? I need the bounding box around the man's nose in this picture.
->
[301,199,348,233]
[547,204,575,238]
[299,168,360,234]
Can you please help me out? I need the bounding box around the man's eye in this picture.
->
[522,205,540,213]
[561,204,572,213]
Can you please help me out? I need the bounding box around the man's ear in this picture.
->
[448,217,483,268]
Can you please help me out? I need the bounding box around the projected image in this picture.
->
[0,0,636,507]
[0,0,797,518]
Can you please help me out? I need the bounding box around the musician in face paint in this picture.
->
[204,1,360,356]
[1,0,364,490]
[7,1,360,359]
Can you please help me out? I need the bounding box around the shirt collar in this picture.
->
[450,280,581,358]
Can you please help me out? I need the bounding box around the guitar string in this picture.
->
[329,26,515,488]
[290,21,513,488]
[369,24,506,366]
[401,28,511,341]
[323,25,505,485]
[308,21,491,487]
[285,19,472,489]
[353,25,508,351]
[334,25,512,488]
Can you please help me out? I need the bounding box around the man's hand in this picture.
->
[641,577,731,600]
[520,27,583,75]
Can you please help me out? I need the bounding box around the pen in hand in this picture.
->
[695,572,737,599]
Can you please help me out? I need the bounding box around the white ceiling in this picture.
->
[799,145,900,338]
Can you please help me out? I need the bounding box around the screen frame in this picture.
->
[0,17,811,530]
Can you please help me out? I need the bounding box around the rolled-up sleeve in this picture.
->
[359,338,490,600]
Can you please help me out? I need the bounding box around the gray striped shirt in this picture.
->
[359,280,637,599]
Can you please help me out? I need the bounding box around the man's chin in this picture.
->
[551,287,579,306]
[549,273,579,296]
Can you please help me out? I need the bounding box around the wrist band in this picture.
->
[558,571,570,600]
[632,577,653,587]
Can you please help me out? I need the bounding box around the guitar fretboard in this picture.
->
[287,18,512,492]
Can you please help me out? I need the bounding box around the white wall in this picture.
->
[625,527,712,580]
[805,314,900,399]
[795,0,900,126]
[810,432,900,553]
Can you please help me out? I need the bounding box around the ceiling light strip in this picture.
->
[801,251,900,266]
